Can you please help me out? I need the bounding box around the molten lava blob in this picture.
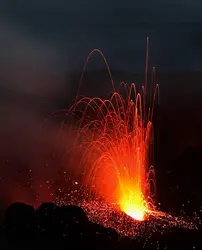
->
[119,189,147,221]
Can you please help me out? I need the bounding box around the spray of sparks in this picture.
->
[54,43,199,237]
[67,84,156,222]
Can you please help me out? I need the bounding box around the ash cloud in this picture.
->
[0,21,72,209]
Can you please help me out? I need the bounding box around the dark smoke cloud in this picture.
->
[0,20,73,209]
[5,0,202,73]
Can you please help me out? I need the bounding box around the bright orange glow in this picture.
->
[65,46,160,222]
[67,81,158,221]
[119,184,148,221]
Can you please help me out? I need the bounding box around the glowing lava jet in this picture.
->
[68,85,157,221]
[67,43,158,221]
[55,39,197,237]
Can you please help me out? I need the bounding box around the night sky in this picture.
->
[0,0,202,73]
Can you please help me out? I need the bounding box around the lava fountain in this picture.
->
[68,83,158,221]
[66,41,159,221]
[54,40,198,237]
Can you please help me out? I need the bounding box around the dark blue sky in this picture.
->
[1,0,202,72]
